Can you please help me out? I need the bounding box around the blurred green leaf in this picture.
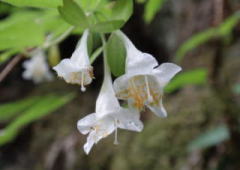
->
[1,0,62,8]
[144,0,166,23]
[188,125,230,151]
[165,68,207,93]
[175,29,217,63]
[0,96,41,122]
[76,0,106,12]
[39,10,72,40]
[175,12,240,63]
[91,20,124,33]
[93,0,133,28]
[0,10,72,52]
[0,11,45,50]
[106,33,126,76]
[0,93,75,146]
[218,12,240,36]
[58,0,88,28]
[111,0,133,22]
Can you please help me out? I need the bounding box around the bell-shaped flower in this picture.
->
[22,49,53,83]
[77,54,143,154]
[53,29,93,92]
[113,31,182,117]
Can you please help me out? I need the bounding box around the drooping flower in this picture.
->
[113,31,182,117]
[22,49,53,83]
[53,29,93,92]
[77,53,143,154]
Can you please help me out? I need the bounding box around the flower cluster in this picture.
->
[23,29,181,154]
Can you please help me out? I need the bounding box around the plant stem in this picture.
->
[0,54,23,83]
[43,26,75,49]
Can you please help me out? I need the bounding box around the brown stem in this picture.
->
[0,54,23,83]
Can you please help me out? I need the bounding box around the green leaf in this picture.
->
[76,0,106,12]
[87,31,101,55]
[91,20,124,33]
[175,12,240,63]
[39,10,72,40]
[111,0,133,21]
[1,0,62,8]
[175,28,217,63]
[144,0,166,23]
[188,125,230,151]
[58,0,88,28]
[0,11,45,50]
[218,12,240,36]
[106,33,126,76]
[0,96,41,122]
[165,68,207,93]
[0,93,75,146]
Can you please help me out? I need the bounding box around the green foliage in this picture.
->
[0,11,45,51]
[76,0,106,12]
[176,12,240,62]
[111,0,133,22]
[90,0,133,33]
[0,9,71,63]
[0,93,75,146]
[0,96,41,122]
[188,125,229,151]
[91,20,124,33]
[58,0,88,28]
[165,68,207,93]
[144,0,166,23]
[1,0,61,8]
[106,33,126,77]
[175,29,217,62]
[57,0,133,33]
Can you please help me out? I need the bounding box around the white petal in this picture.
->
[115,108,143,132]
[115,31,158,75]
[126,53,158,75]
[113,74,130,100]
[70,29,90,66]
[53,59,80,77]
[95,52,120,118]
[77,113,97,135]
[83,132,95,154]
[147,99,167,117]
[97,117,116,138]
[153,63,182,87]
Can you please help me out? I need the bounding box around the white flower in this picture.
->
[53,29,93,92]
[22,49,53,83]
[113,31,182,117]
[77,54,143,154]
